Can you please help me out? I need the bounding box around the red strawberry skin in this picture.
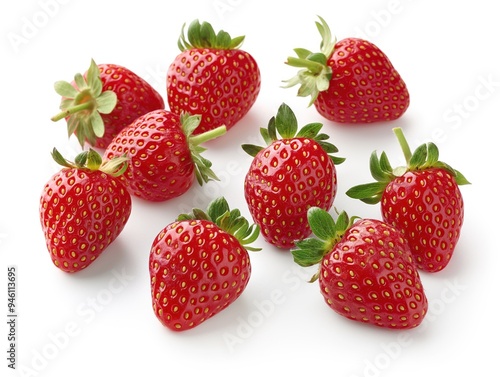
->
[381,168,465,272]
[315,38,409,123]
[319,219,427,329]
[40,168,132,273]
[167,48,260,134]
[149,219,251,331]
[90,64,164,148]
[104,109,194,202]
[244,138,336,249]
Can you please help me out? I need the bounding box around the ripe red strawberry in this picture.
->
[292,208,428,329]
[149,197,260,331]
[242,103,344,249]
[104,109,226,202]
[283,16,409,124]
[346,127,470,272]
[167,19,261,135]
[51,59,165,149]
[40,148,131,273]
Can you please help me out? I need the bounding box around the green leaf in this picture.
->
[260,127,272,145]
[187,19,202,48]
[369,151,390,182]
[200,21,217,47]
[90,111,105,138]
[74,150,89,168]
[275,103,298,139]
[329,155,346,166]
[204,197,261,251]
[95,91,117,114]
[291,238,327,267]
[215,30,230,48]
[87,59,103,97]
[453,169,471,185]
[296,122,322,138]
[283,16,335,105]
[307,52,328,66]
[86,148,103,170]
[316,16,336,58]
[334,211,354,235]
[228,35,245,49]
[316,72,331,92]
[50,148,74,168]
[241,144,264,157]
[181,113,202,136]
[66,115,79,138]
[307,207,336,240]
[180,19,244,50]
[408,143,428,169]
[345,182,387,203]
[379,151,393,174]
[267,117,278,141]
[425,142,440,166]
[100,154,129,177]
[295,48,312,59]
[74,73,87,91]
[207,197,230,223]
[54,81,78,98]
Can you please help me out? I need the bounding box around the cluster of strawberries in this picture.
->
[40,17,469,332]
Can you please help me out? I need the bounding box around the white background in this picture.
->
[1,0,498,376]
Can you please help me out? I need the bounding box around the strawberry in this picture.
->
[242,103,344,249]
[104,109,226,202]
[167,19,261,135]
[51,59,165,149]
[283,16,409,124]
[39,148,131,273]
[292,208,428,329]
[346,127,470,272]
[149,197,260,331]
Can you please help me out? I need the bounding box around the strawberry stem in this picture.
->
[393,127,412,164]
[51,101,94,122]
[190,125,227,146]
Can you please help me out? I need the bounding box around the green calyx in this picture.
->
[178,19,245,51]
[51,147,128,177]
[346,127,471,204]
[177,197,261,252]
[241,102,345,165]
[282,16,336,106]
[51,59,118,149]
[181,113,227,185]
[292,208,357,282]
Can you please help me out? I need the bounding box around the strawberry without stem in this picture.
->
[346,127,470,272]
[284,16,409,124]
[40,149,131,273]
[149,197,260,331]
[242,103,344,249]
[105,110,226,202]
[167,19,261,135]
[52,59,165,149]
[292,208,428,329]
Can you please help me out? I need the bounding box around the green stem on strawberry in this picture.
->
[190,125,227,146]
[178,19,245,51]
[51,148,128,177]
[393,127,413,165]
[292,208,356,282]
[177,197,261,252]
[51,101,95,122]
[180,113,227,185]
[346,127,470,203]
[282,16,336,105]
[242,103,345,166]
[51,59,118,149]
